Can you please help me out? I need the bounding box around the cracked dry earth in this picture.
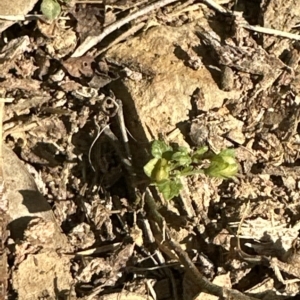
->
[2,0,300,300]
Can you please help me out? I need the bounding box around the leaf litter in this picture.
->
[1,0,300,299]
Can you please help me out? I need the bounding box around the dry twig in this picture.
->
[241,23,300,41]
[144,190,260,300]
[71,0,180,57]
[203,0,300,41]
[201,0,229,14]
[95,22,146,55]
[0,97,13,300]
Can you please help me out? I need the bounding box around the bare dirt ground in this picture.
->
[1,0,300,299]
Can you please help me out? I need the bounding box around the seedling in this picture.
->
[41,0,69,20]
[144,140,238,201]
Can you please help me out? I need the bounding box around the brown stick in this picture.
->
[71,0,180,57]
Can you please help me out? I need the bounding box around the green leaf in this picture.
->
[153,158,169,182]
[156,179,183,201]
[192,146,209,163]
[41,0,61,20]
[144,158,159,178]
[205,150,238,179]
[144,158,170,182]
[151,140,173,159]
[180,166,204,176]
[177,146,189,154]
[219,148,235,158]
[180,166,194,174]
[194,146,209,156]
[171,152,192,166]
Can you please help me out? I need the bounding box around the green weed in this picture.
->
[144,140,238,201]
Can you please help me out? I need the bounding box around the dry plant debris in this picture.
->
[1,0,300,299]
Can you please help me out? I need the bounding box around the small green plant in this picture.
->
[144,140,238,201]
[41,0,69,20]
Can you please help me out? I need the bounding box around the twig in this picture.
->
[167,238,222,295]
[0,97,13,300]
[241,23,300,41]
[102,126,133,175]
[116,99,132,160]
[88,123,110,172]
[0,14,70,21]
[169,3,203,17]
[201,0,300,41]
[95,21,146,56]
[236,202,264,263]
[201,0,230,14]
[145,190,259,300]
[145,280,157,300]
[71,0,180,57]
[0,98,13,173]
[103,126,137,201]
[126,262,179,272]
[167,237,260,300]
